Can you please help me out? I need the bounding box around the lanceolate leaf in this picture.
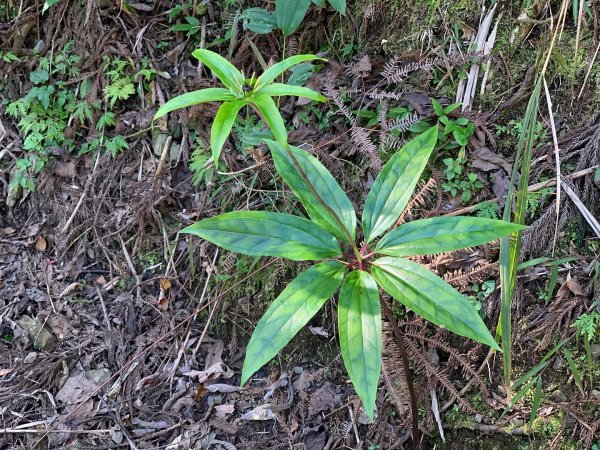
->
[338,271,382,419]
[275,0,311,37]
[362,126,438,242]
[376,216,526,257]
[258,83,326,102]
[192,49,245,94]
[371,257,500,350]
[211,100,247,164]
[181,211,341,260]
[241,261,346,385]
[266,139,356,242]
[255,54,326,91]
[328,0,347,15]
[250,94,288,144]
[154,88,236,119]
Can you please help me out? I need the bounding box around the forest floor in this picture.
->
[1,1,600,449]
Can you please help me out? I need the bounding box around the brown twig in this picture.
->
[380,294,421,450]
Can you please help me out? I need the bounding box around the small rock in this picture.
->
[592,390,600,400]
[552,355,565,370]
[475,414,483,423]
[550,390,567,403]
[591,344,600,359]
[23,352,38,364]
[86,368,111,385]
[15,316,56,350]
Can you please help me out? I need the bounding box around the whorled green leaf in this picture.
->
[249,94,288,144]
[371,257,500,350]
[275,0,312,36]
[240,7,278,34]
[181,211,341,260]
[258,83,326,102]
[265,139,356,242]
[328,0,347,15]
[376,216,527,257]
[338,271,382,419]
[210,100,247,164]
[255,54,326,91]
[362,126,438,242]
[154,88,236,119]
[241,261,346,385]
[192,49,245,94]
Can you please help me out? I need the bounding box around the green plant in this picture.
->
[573,312,600,342]
[103,58,136,108]
[181,125,524,418]
[431,99,480,203]
[498,77,543,401]
[154,49,326,164]
[441,151,484,202]
[475,201,500,219]
[466,280,495,319]
[4,43,88,190]
[0,51,19,63]
[241,0,346,36]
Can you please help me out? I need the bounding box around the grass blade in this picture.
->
[498,77,543,400]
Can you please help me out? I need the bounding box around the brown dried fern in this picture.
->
[382,58,439,84]
[382,322,410,416]
[443,262,499,289]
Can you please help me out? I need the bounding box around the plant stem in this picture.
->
[379,294,421,450]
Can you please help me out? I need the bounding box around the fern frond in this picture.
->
[382,58,438,84]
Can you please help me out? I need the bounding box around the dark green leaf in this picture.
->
[275,0,311,36]
[371,257,500,350]
[241,8,278,34]
[241,261,346,385]
[529,376,542,428]
[210,100,247,164]
[255,55,326,91]
[266,139,356,242]
[181,211,341,260]
[258,83,326,102]
[30,69,49,85]
[328,0,346,14]
[362,126,439,242]
[376,216,526,257]
[338,271,381,419]
[250,94,288,144]
[192,49,245,94]
[154,88,236,119]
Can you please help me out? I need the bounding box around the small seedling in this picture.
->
[154,49,326,164]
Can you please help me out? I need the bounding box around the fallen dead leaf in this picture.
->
[35,236,47,252]
[308,325,329,338]
[240,404,274,421]
[54,161,77,178]
[214,404,235,419]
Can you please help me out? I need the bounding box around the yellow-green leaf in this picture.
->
[182,211,341,261]
[241,261,346,385]
[192,49,245,94]
[266,139,356,242]
[210,100,247,164]
[154,88,236,119]
[338,271,381,419]
[362,126,438,242]
[371,257,500,350]
[376,216,527,257]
